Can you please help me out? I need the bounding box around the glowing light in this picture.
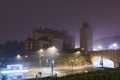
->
[93,45,103,51]
[47,46,58,55]
[50,46,56,52]
[75,51,81,58]
[46,59,48,62]
[75,51,80,55]
[93,58,114,68]
[52,60,54,64]
[7,64,23,70]
[38,49,44,53]
[112,43,118,47]
[1,70,29,74]
[1,64,29,75]
[47,46,57,76]
[81,48,85,50]
[93,48,97,51]
[38,49,44,68]
[25,55,28,58]
[97,45,102,49]
[38,49,44,56]
[109,43,119,50]
[16,54,21,59]
[85,70,88,73]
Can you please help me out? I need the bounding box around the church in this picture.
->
[21,28,74,53]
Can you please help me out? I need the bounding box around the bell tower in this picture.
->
[80,22,93,51]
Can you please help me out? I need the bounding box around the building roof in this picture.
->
[25,37,34,41]
[34,27,68,37]
[83,22,89,28]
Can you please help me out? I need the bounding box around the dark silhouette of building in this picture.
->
[80,23,93,51]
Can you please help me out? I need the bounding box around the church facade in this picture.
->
[22,28,74,53]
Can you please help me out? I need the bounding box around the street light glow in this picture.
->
[112,43,118,47]
[50,46,57,53]
[47,46,57,76]
[38,49,44,54]
[47,46,57,55]
[25,55,28,58]
[16,54,21,59]
[93,58,114,68]
[38,49,44,68]
[109,43,119,50]
[75,51,80,55]
[97,45,102,49]
[93,45,103,51]
[75,51,81,58]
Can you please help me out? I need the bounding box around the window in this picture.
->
[30,43,33,49]
[43,44,45,48]
[25,43,29,50]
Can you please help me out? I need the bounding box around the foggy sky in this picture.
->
[0,0,120,47]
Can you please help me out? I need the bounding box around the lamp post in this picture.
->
[49,46,56,76]
[71,60,74,74]
[16,54,22,61]
[16,54,21,59]
[100,52,103,67]
[75,51,80,59]
[97,45,104,67]
[16,54,22,63]
[38,49,44,68]
[75,51,80,66]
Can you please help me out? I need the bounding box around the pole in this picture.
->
[39,49,43,68]
[71,61,73,74]
[51,47,54,77]
[101,51,103,67]
[75,53,77,61]
[39,53,41,68]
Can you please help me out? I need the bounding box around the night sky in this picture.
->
[1,0,120,47]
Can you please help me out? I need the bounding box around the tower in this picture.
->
[80,23,93,51]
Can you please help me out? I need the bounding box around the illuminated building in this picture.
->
[1,64,29,79]
[80,23,93,51]
[22,28,74,52]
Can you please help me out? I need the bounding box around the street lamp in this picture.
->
[48,46,57,76]
[97,45,104,67]
[75,51,80,59]
[109,43,119,50]
[75,51,80,66]
[16,54,22,63]
[97,45,102,50]
[16,54,22,60]
[71,60,74,74]
[100,54,103,67]
[38,49,44,68]
[16,54,21,59]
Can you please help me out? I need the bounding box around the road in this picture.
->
[25,65,96,79]
[0,65,96,79]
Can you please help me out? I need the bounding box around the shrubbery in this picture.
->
[52,68,120,80]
